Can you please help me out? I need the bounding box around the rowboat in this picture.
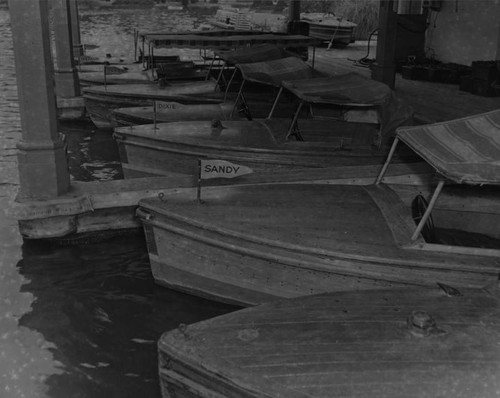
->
[300,12,357,47]
[83,80,222,129]
[135,110,500,306]
[158,284,500,397]
[78,61,207,87]
[112,102,238,127]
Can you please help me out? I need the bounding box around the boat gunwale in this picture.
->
[137,185,500,273]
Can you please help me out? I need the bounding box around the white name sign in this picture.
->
[200,159,253,180]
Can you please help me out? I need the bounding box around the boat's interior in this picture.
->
[410,190,500,250]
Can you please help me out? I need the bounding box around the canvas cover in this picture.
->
[236,56,326,87]
[215,44,292,65]
[147,33,318,50]
[141,30,269,42]
[281,73,393,106]
[396,109,500,185]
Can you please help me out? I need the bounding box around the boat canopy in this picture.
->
[215,44,294,65]
[140,30,268,41]
[396,109,500,185]
[144,33,320,50]
[237,60,411,144]
[236,56,325,87]
[282,72,393,106]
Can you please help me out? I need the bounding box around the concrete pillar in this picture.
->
[53,0,80,98]
[9,0,70,200]
[69,0,84,57]
[371,0,398,89]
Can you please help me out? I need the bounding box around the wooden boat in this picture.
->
[113,118,416,178]
[112,63,415,178]
[136,110,500,306]
[300,12,357,47]
[111,45,298,127]
[112,101,238,127]
[83,80,222,129]
[78,61,207,87]
[210,8,252,31]
[158,285,500,398]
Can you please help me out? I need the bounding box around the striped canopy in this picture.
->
[396,109,500,185]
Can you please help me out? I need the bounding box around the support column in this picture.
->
[288,0,300,22]
[371,0,398,89]
[53,0,80,98]
[9,0,70,200]
[69,0,84,57]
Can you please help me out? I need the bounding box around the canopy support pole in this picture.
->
[224,68,238,102]
[230,80,246,118]
[206,54,217,81]
[267,86,284,119]
[215,61,226,86]
[285,100,304,140]
[411,180,445,241]
[375,137,399,184]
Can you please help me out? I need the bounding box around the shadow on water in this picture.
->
[18,233,239,398]
[61,119,124,182]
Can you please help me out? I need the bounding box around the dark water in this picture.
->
[0,6,238,398]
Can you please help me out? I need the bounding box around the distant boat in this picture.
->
[154,0,184,10]
[158,284,500,398]
[210,7,253,31]
[300,12,357,47]
[83,80,222,129]
[78,61,207,87]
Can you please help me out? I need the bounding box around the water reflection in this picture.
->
[18,234,238,398]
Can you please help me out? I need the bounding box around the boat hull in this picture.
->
[112,102,238,127]
[83,81,222,129]
[137,184,500,306]
[306,23,355,46]
[113,119,404,178]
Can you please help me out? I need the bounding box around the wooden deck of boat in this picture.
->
[309,42,500,123]
[158,286,500,398]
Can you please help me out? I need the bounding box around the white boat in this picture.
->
[300,12,357,46]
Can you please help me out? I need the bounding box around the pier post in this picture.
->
[372,0,397,89]
[288,0,300,22]
[9,0,70,200]
[53,0,80,98]
[69,0,84,57]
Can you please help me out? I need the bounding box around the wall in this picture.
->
[425,0,500,65]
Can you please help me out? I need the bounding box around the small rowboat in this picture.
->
[158,284,500,398]
[112,101,238,127]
